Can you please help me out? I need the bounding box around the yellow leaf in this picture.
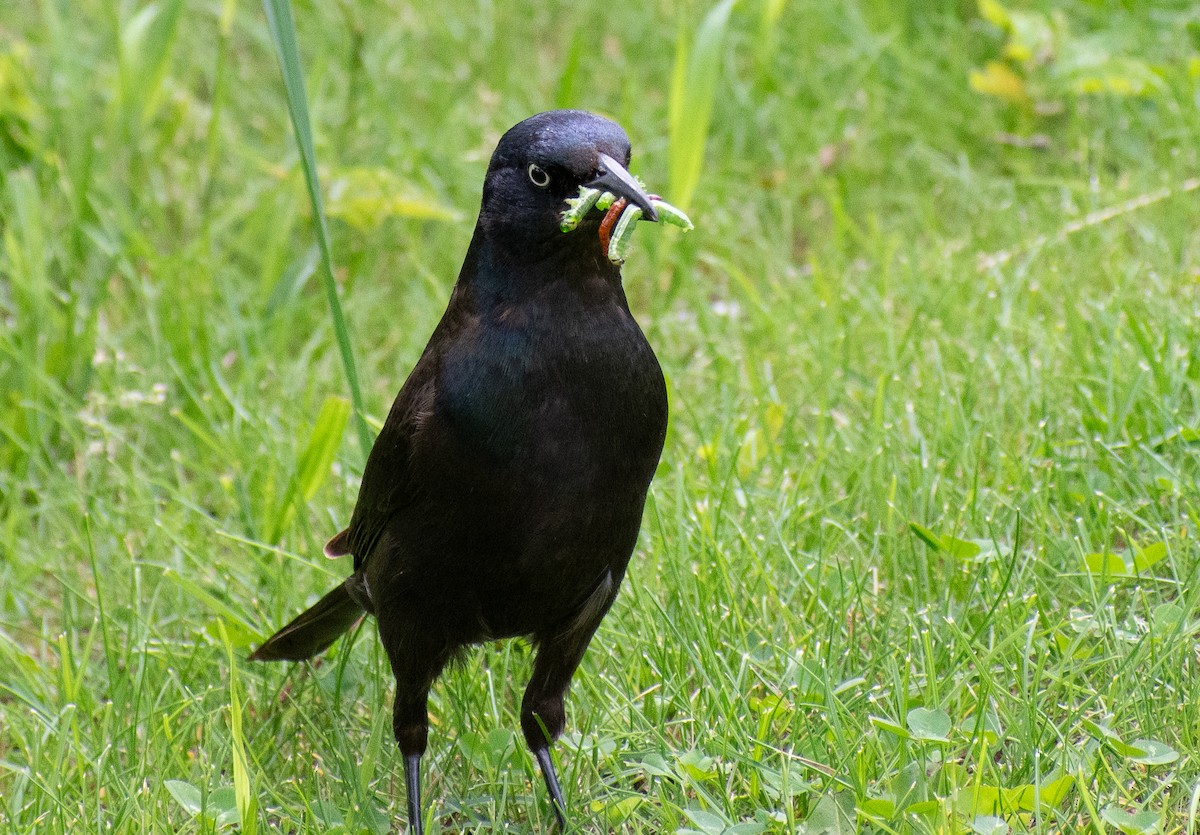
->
[325,166,460,229]
[977,0,1011,30]
[764,402,785,444]
[969,61,1027,102]
[1003,41,1033,63]
[738,427,765,478]
[1071,74,1144,96]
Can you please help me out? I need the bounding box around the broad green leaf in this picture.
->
[1030,774,1074,808]
[1081,719,1143,756]
[1083,551,1129,578]
[1131,542,1166,572]
[484,727,517,765]
[203,618,257,650]
[907,707,951,742]
[1010,774,1074,810]
[683,807,728,833]
[1100,805,1162,834]
[458,728,517,770]
[311,800,345,827]
[976,710,1004,745]
[906,800,939,815]
[870,714,910,739]
[958,775,1073,816]
[164,780,203,815]
[638,752,675,779]
[589,796,642,828]
[209,786,240,827]
[958,784,1003,816]
[891,760,926,810]
[943,535,983,560]
[1150,603,1183,635]
[972,816,1008,835]
[1128,739,1178,766]
[801,792,856,834]
[858,797,894,818]
[725,824,767,835]
[677,749,719,781]
[750,693,793,716]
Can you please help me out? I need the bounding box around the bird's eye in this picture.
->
[527,164,551,189]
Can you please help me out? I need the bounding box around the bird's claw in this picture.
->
[534,746,569,831]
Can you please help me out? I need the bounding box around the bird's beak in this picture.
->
[586,153,659,222]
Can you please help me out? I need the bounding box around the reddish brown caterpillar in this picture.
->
[598,197,628,253]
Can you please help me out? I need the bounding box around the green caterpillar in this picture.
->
[560,185,693,264]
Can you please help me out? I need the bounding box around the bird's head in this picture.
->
[477,110,659,263]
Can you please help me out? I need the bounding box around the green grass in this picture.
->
[3,0,1200,832]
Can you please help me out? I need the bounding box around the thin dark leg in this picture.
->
[521,576,616,830]
[381,623,452,835]
[393,697,429,835]
[534,745,567,830]
[404,753,423,835]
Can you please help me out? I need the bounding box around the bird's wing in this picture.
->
[339,348,440,573]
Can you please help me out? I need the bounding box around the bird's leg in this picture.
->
[383,624,452,835]
[533,745,568,830]
[393,695,430,835]
[404,752,422,835]
[522,651,577,830]
[522,602,611,831]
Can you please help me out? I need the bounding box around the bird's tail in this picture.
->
[248,580,365,661]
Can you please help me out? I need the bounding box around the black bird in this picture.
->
[251,110,671,833]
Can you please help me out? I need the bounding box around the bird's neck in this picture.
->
[455,223,624,309]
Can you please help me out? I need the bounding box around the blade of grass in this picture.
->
[265,394,351,542]
[115,0,185,129]
[220,622,258,835]
[261,0,373,461]
[668,0,737,212]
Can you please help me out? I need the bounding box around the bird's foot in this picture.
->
[404,753,424,835]
[533,746,568,831]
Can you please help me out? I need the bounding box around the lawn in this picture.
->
[3,0,1200,832]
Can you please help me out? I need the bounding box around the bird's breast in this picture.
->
[437,297,666,472]
[376,290,667,640]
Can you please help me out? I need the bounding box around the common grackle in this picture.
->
[251,110,682,833]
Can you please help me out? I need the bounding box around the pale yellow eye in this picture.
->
[527,164,551,189]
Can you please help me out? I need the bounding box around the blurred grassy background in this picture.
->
[3,0,1200,832]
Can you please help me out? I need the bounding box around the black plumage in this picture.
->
[250,110,669,833]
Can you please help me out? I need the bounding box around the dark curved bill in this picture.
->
[586,153,659,222]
